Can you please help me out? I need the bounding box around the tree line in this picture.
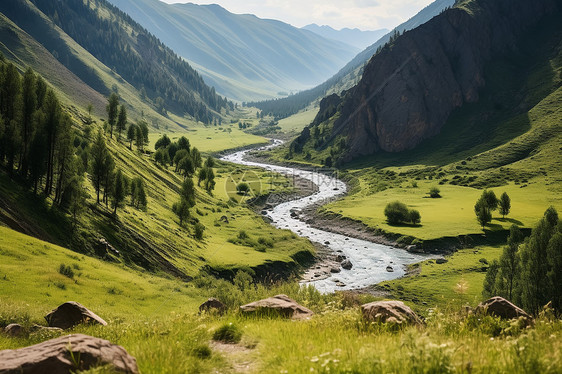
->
[484,207,561,315]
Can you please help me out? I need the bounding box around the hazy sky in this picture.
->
[159,0,435,30]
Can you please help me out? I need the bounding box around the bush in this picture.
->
[384,201,410,225]
[409,210,421,225]
[236,182,250,195]
[238,230,249,240]
[257,237,274,248]
[384,202,421,225]
[192,344,212,359]
[212,323,242,344]
[429,187,441,198]
[58,264,74,279]
[194,223,205,240]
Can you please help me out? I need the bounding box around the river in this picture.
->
[221,140,428,293]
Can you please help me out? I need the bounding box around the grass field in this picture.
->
[1,226,562,373]
[324,179,562,240]
[277,108,318,133]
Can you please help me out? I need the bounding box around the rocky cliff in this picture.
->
[321,0,559,161]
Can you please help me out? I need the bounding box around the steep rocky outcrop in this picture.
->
[318,0,559,161]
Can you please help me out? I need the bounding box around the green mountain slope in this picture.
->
[0,0,229,125]
[106,0,360,101]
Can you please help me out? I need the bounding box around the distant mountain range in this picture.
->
[106,0,360,102]
[250,0,455,119]
[302,24,388,50]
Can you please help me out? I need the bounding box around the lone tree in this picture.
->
[409,209,421,225]
[106,93,119,138]
[499,192,511,218]
[236,182,250,195]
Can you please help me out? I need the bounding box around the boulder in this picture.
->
[198,298,226,315]
[330,267,341,274]
[4,324,24,337]
[240,294,313,319]
[386,266,394,272]
[435,258,448,264]
[341,259,353,270]
[0,334,138,373]
[476,296,532,321]
[45,302,107,330]
[335,254,346,262]
[361,300,422,325]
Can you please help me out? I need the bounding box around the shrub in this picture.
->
[409,210,421,225]
[212,323,242,344]
[236,182,250,195]
[384,201,410,225]
[257,237,274,248]
[192,344,212,359]
[58,264,74,279]
[429,187,441,198]
[238,230,249,240]
[194,223,205,240]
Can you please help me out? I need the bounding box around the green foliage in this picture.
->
[58,263,74,279]
[429,187,441,198]
[212,323,242,344]
[154,148,170,166]
[194,223,205,241]
[154,134,171,150]
[474,193,493,229]
[130,178,147,210]
[112,169,127,214]
[236,182,250,195]
[499,192,511,218]
[384,201,421,225]
[106,93,119,138]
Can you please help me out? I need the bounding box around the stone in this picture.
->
[324,241,331,245]
[476,296,532,322]
[29,325,63,334]
[4,324,24,337]
[435,258,448,264]
[0,334,139,373]
[45,302,107,330]
[335,254,346,262]
[361,300,422,325]
[330,267,341,273]
[341,259,353,270]
[198,298,226,315]
[386,266,394,272]
[240,294,313,319]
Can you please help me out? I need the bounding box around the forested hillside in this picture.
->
[0,0,229,124]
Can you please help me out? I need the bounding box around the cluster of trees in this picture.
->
[90,130,146,214]
[384,201,421,225]
[153,134,215,194]
[0,59,147,223]
[0,59,85,213]
[484,207,562,315]
[474,190,511,228]
[26,0,230,123]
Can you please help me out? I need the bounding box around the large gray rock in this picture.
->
[361,300,422,325]
[341,259,353,270]
[0,334,138,373]
[240,294,313,319]
[45,302,107,330]
[476,296,532,321]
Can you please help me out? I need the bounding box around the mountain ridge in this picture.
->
[302,24,388,50]
[106,0,360,101]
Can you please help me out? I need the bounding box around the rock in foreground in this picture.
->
[361,300,422,325]
[199,298,227,315]
[0,334,138,374]
[240,294,313,319]
[45,301,107,330]
[476,296,532,321]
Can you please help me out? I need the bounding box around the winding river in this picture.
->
[222,140,428,293]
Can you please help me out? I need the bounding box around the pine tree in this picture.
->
[499,192,511,218]
[20,68,37,178]
[106,93,119,138]
[90,131,108,204]
[116,104,127,141]
[112,169,127,214]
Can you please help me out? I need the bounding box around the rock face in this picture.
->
[199,298,226,314]
[361,300,422,325]
[45,302,107,330]
[240,294,313,319]
[476,296,532,321]
[307,0,558,161]
[0,334,138,374]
